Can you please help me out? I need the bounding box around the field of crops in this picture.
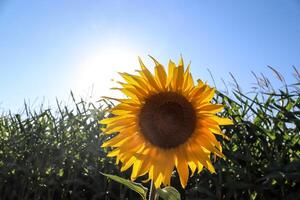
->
[0,71,299,199]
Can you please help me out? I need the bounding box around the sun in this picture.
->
[74,46,138,99]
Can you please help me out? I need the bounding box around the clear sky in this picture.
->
[1,0,300,113]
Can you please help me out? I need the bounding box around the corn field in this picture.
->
[0,69,299,200]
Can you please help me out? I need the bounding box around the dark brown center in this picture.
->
[139,92,196,148]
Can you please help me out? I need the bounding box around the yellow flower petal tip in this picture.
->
[101,56,232,188]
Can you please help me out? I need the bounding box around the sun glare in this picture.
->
[74,47,139,100]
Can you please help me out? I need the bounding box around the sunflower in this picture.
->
[100,56,233,188]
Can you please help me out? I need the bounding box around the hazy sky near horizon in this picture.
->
[1,0,300,113]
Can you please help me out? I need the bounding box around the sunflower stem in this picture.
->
[149,180,157,200]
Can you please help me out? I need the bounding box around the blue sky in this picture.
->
[1,0,300,113]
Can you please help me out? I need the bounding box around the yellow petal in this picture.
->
[99,115,135,127]
[154,65,167,90]
[103,122,136,134]
[205,159,216,173]
[182,62,194,92]
[209,116,233,125]
[105,117,136,129]
[167,60,176,89]
[119,72,149,91]
[197,137,224,158]
[177,160,189,188]
[192,87,215,104]
[178,55,184,67]
[186,141,213,172]
[188,84,206,100]
[172,67,178,90]
[197,162,204,173]
[161,150,175,185]
[131,160,143,181]
[101,131,138,147]
[175,147,189,188]
[177,65,184,90]
[138,57,160,91]
[197,104,224,113]
[188,161,197,177]
[121,156,137,172]
[115,87,143,100]
[107,149,120,157]
[111,103,140,112]
[154,172,164,188]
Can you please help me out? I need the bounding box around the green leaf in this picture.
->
[101,172,148,200]
[156,186,181,200]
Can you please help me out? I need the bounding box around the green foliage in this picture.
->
[0,95,140,199]
[101,173,148,200]
[157,186,181,200]
[0,69,300,199]
[100,173,181,200]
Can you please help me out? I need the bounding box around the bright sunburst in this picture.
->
[75,46,138,99]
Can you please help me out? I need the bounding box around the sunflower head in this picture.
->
[100,56,233,188]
